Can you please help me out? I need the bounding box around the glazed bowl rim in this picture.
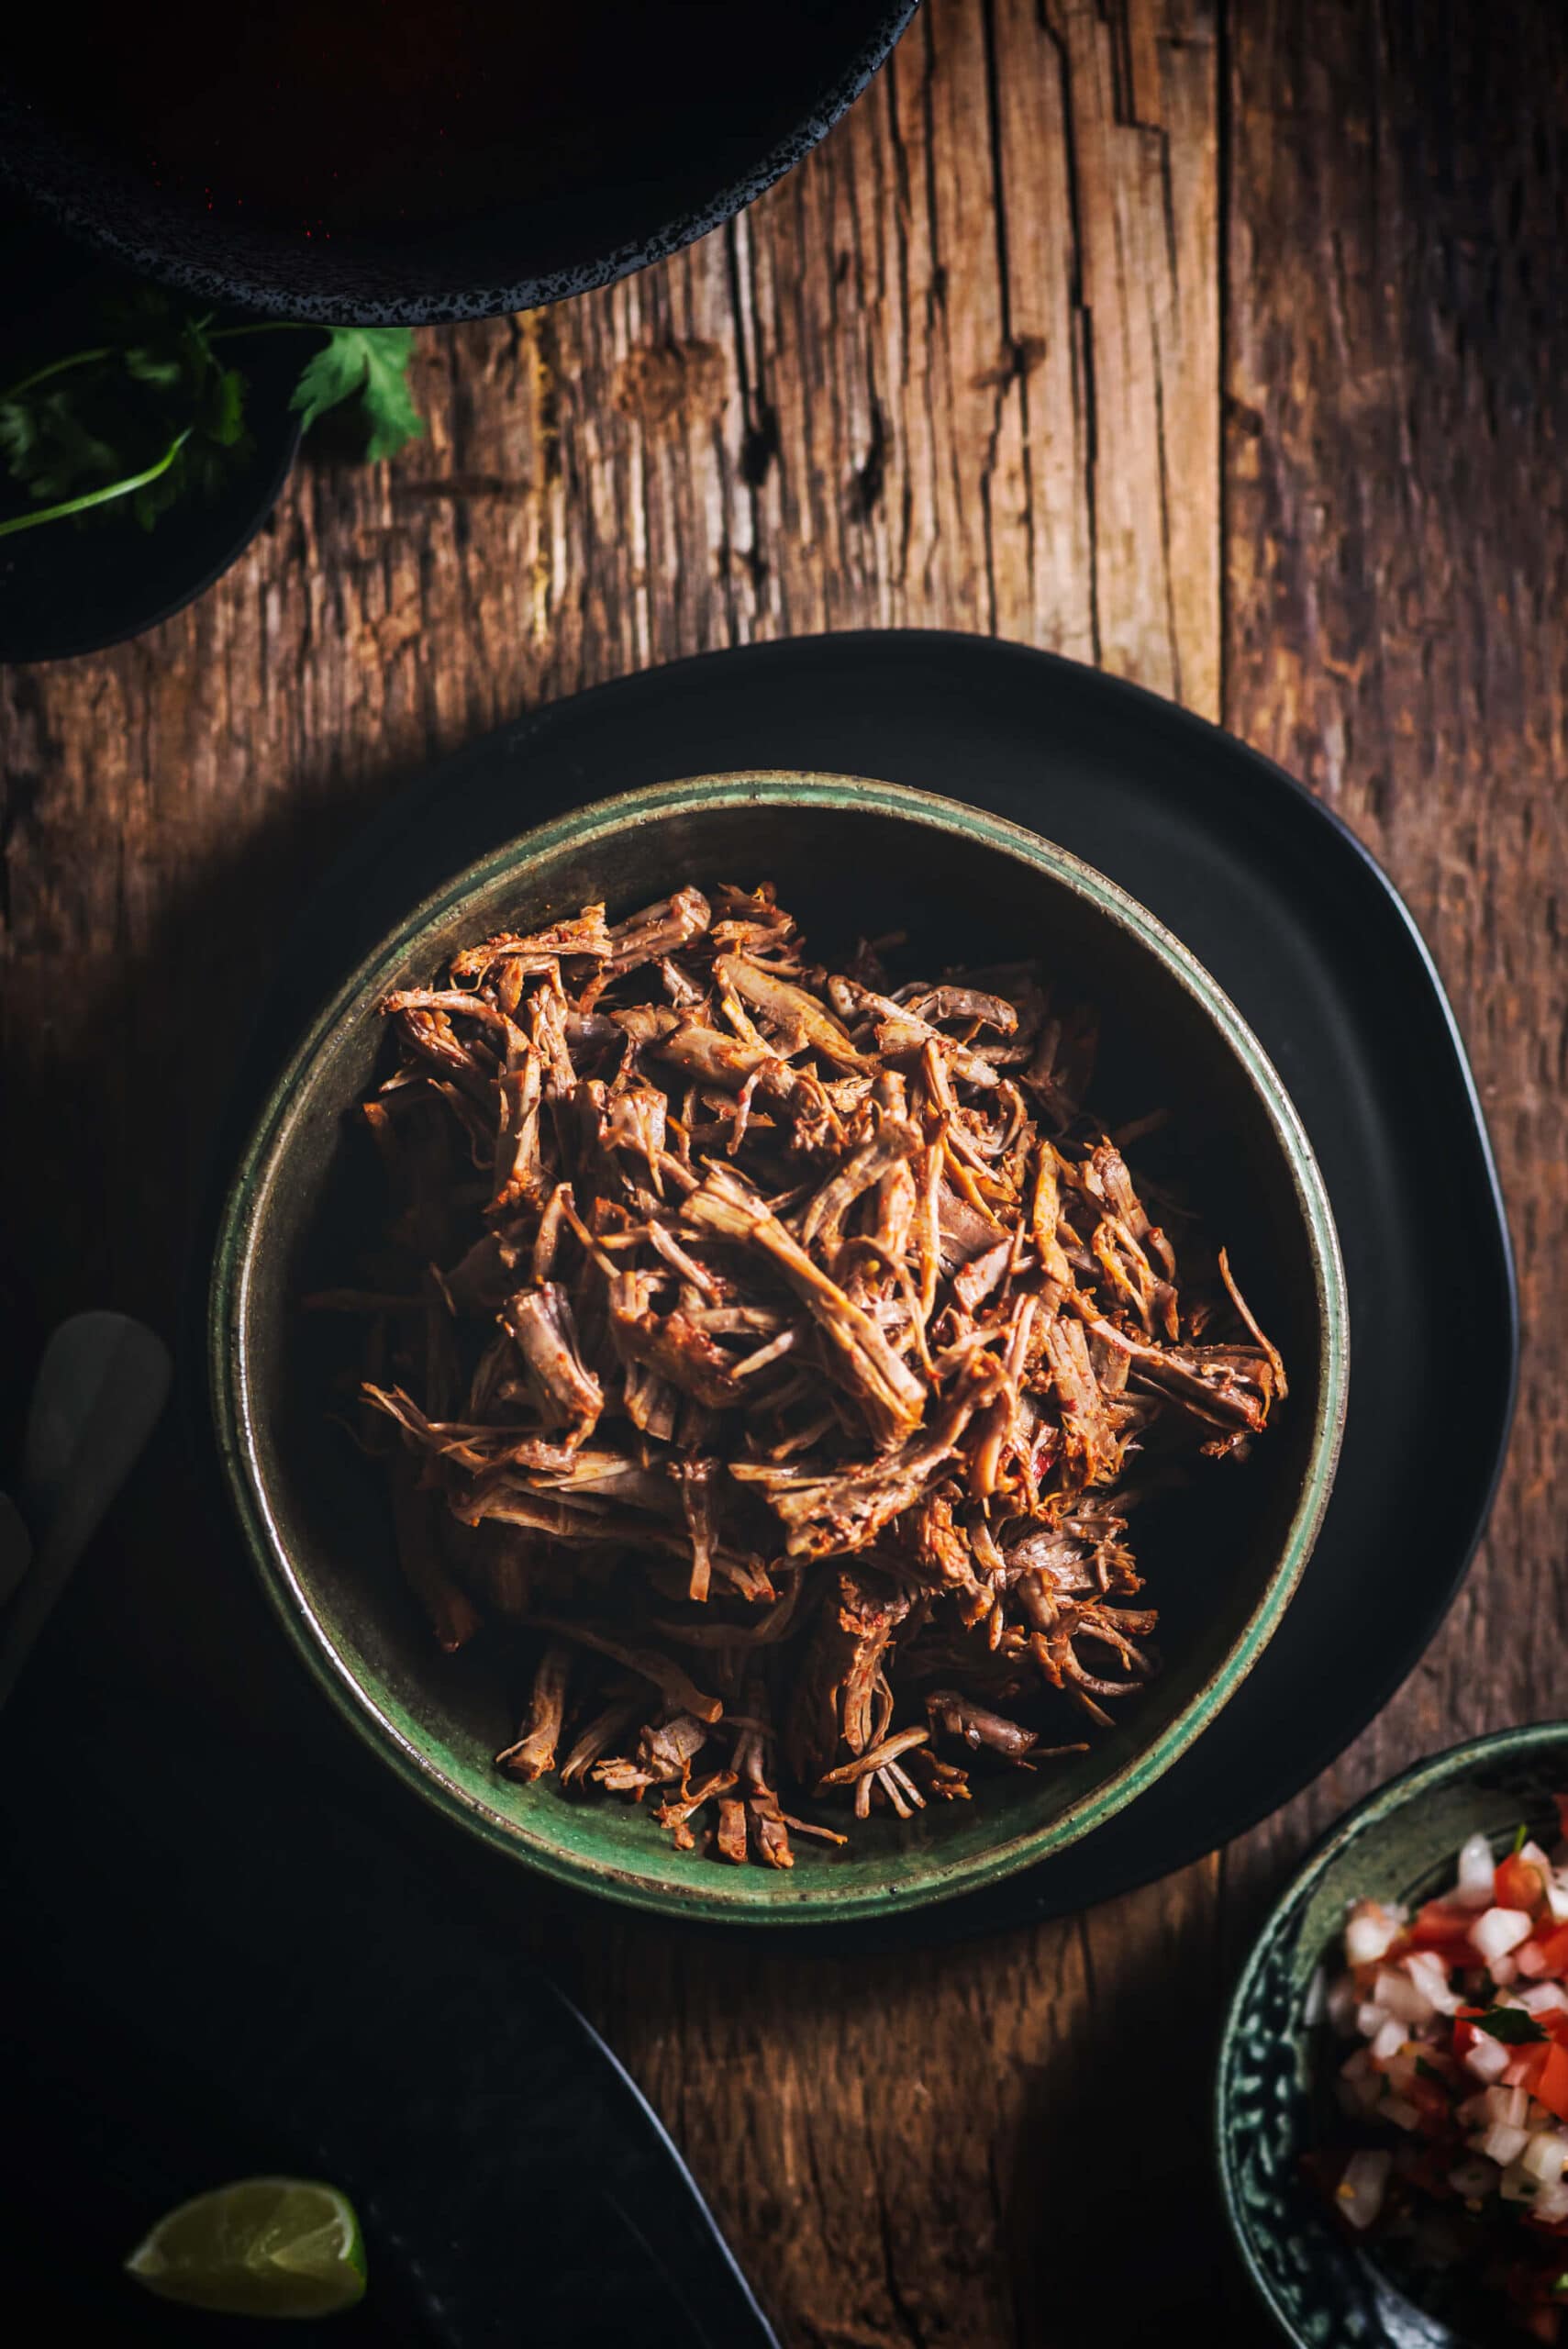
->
[209,770,1350,1923]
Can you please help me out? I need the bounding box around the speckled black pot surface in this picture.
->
[1218,1724,1568,2348]
[0,5,917,325]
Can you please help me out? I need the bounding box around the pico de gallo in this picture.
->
[1318,1798,1568,2339]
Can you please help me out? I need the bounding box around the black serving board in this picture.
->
[203,629,1518,1951]
[0,1666,782,2347]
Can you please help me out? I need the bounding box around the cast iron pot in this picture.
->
[0,4,918,325]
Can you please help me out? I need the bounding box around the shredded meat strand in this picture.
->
[345,878,1286,1862]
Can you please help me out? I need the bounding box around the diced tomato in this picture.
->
[1535,1925,1568,1977]
[1407,2069,1455,2132]
[1410,1901,1483,1959]
[1522,2309,1562,2343]
[1533,2043,1568,2125]
[1398,2143,1457,2196]
[1506,2044,1551,2096]
[1453,2008,1488,2056]
[1500,1854,1551,1915]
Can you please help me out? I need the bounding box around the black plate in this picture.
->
[0,6,916,326]
[0,1672,782,2347]
[211,629,1518,1949]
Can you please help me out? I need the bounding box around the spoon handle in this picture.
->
[0,1313,172,1710]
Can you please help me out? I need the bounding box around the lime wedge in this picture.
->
[125,2176,366,2318]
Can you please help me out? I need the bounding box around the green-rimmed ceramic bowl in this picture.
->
[209,773,1348,1923]
[1218,1723,1568,2345]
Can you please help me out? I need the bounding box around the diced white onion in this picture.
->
[1346,1899,1404,1967]
[1463,2036,1512,2084]
[1499,2155,1542,2202]
[1380,2093,1422,2131]
[1485,2084,1530,2127]
[1404,1951,1462,2016]
[1517,1941,1551,1979]
[1448,2156,1496,2199]
[1478,2121,1531,2167]
[1356,2001,1389,2042]
[1473,1908,1534,1964]
[1336,2148,1392,2231]
[1491,1954,1520,1987]
[1371,2019,1407,2064]
[1536,2179,1568,2224]
[1375,1966,1434,2026]
[1519,1983,1568,2016]
[1546,1874,1568,1924]
[1522,1840,1553,1876]
[1454,1831,1497,1910]
[1521,2131,1568,2185]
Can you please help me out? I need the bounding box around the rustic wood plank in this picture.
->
[1222,0,1568,1881]
[1213,49,1568,2349]
[34,0,1568,2342]
[0,7,1221,2342]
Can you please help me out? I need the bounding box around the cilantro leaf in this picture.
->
[1475,2005,1547,2045]
[0,296,421,541]
[290,327,422,462]
[1,389,121,503]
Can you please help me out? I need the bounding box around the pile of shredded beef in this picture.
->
[317,880,1285,1865]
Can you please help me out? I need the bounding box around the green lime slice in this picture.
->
[125,2176,366,2318]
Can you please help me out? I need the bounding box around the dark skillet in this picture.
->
[0,3,917,326]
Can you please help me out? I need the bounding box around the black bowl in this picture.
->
[0,205,302,662]
[0,4,917,327]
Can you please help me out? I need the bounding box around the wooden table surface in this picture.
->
[3,3,1565,2340]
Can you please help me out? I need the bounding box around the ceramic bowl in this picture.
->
[1217,1723,1568,2345]
[209,773,1348,1922]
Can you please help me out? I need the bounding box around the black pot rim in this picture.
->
[0,5,918,326]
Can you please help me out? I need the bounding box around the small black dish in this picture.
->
[195,629,1517,1951]
[0,4,917,326]
[0,206,301,663]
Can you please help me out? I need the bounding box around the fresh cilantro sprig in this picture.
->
[1473,2005,1548,2046]
[0,294,422,540]
[290,327,421,462]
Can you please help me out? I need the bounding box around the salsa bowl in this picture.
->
[1217,1724,1568,2346]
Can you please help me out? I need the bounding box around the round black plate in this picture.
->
[218,630,1518,1948]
